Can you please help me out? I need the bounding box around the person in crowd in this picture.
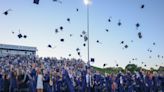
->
[0,54,163,92]
[36,68,44,92]
[3,74,10,92]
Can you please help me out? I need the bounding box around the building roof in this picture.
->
[0,44,37,52]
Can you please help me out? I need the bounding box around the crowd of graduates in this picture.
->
[0,55,164,92]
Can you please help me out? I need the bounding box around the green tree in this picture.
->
[125,64,138,73]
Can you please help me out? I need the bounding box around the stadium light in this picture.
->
[83,0,92,67]
[84,0,91,5]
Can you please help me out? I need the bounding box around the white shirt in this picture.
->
[37,74,43,89]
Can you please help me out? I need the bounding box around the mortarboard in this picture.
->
[18,34,23,39]
[141,4,145,9]
[116,64,119,67]
[69,34,72,37]
[12,31,14,34]
[60,26,63,31]
[82,31,86,35]
[105,29,109,32]
[84,36,88,42]
[77,52,81,56]
[157,54,160,58]
[144,64,146,67]
[124,45,128,48]
[53,0,62,4]
[67,18,70,23]
[141,62,144,64]
[153,42,156,45]
[108,17,112,22]
[120,41,124,44]
[68,54,71,57]
[76,48,80,51]
[103,64,107,67]
[90,58,95,62]
[80,34,83,37]
[55,29,59,34]
[60,38,64,42]
[48,44,52,48]
[138,32,142,39]
[118,20,122,26]
[76,8,79,12]
[33,0,39,4]
[83,43,86,47]
[96,40,102,44]
[136,23,140,29]
[23,35,27,38]
[149,56,152,59]
[3,9,12,16]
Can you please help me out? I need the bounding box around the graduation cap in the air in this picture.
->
[80,34,83,37]
[124,45,128,48]
[53,0,62,4]
[17,34,23,39]
[82,31,86,35]
[60,38,64,42]
[103,63,107,67]
[108,17,112,22]
[33,0,39,4]
[83,43,86,47]
[23,35,27,39]
[141,62,144,64]
[149,56,152,59]
[157,54,160,58]
[138,32,142,39]
[144,64,147,67]
[162,56,164,58]
[96,40,102,44]
[76,8,79,12]
[141,4,145,9]
[55,29,59,34]
[155,65,158,67]
[153,42,156,45]
[118,20,122,26]
[105,29,109,32]
[136,23,140,29]
[84,36,88,42]
[120,41,124,44]
[12,31,14,34]
[76,48,80,51]
[77,52,81,56]
[116,64,119,67]
[60,26,63,31]
[129,61,131,64]
[69,34,72,37]
[68,54,71,57]
[67,18,70,23]
[48,44,52,48]
[90,58,95,62]
[3,9,12,16]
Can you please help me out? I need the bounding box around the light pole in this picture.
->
[84,0,91,67]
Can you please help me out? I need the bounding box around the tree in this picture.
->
[125,64,138,73]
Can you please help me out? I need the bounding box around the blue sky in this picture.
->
[0,0,164,69]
